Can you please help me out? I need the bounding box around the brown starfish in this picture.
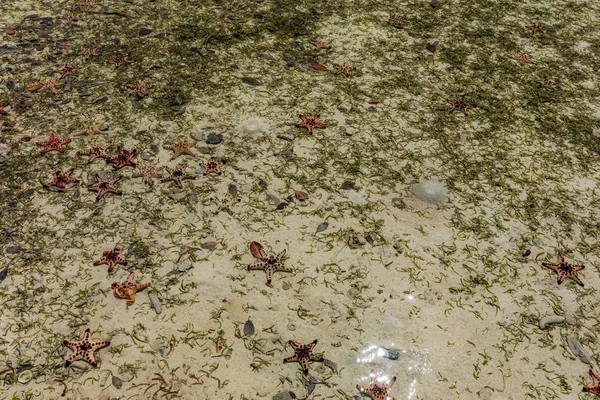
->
[88,174,122,202]
[528,23,544,33]
[584,370,600,395]
[50,169,78,188]
[449,97,475,116]
[247,241,292,286]
[106,146,136,169]
[333,63,355,77]
[356,370,397,400]
[201,157,223,176]
[63,11,81,22]
[84,143,109,162]
[133,161,162,185]
[36,134,71,153]
[109,55,128,68]
[283,340,324,373]
[542,253,585,287]
[127,80,152,97]
[170,137,197,159]
[512,53,534,65]
[295,115,326,135]
[64,328,110,367]
[161,165,195,188]
[82,47,100,61]
[112,272,151,304]
[311,39,331,49]
[39,78,64,93]
[94,245,127,273]
[59,63,80,79]
[537,77,555,88]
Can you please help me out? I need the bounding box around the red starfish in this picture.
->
[0,103,8,115]
[201,157,223,176]
[584,369,600,395]
[50,169,78,188]
[356,370,397,400]
[295,115,326,135]
[94,245,127,272]
[247,241,292,286]
[84,143,109,163]
[283,339,324,373]
[36,134,71,153]
[542,253,585,287]
[106,146,136,169]
[64,328,110,367]
[88,174,122,202]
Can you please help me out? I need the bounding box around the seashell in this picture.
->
[243,319,255,336]
[250,242,265,259]
[18,370,32,384]
[148,292,162,314]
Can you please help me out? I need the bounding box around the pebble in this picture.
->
[341,180,355,190]
[206,133,222,144]
[198,146,211,154]
[241,77,261,86]
[6,246,20,254]
[139,28,153,36]
[112,375,123,389]
[277,133,294,141]
[243,319,255,336]
[257,52,274,60]
[565,315,577,325]
[228,183,238,195]
[566,334,591,364]
[273,392,294,400]
[316,222,329,233]
[148,292,162,314]
[430,0,439,7]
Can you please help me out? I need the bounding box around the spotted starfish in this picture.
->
[59,63,80,79]
[449,97,475,116]
[0,103,8,115]
[201,157,223,176]
[112,272,151,304]
[170,137,197,159]
[84,143,110,162]
[94,245,127,273]
[512,53,533,65]
[50,169,78,188]
[295,115,326,135]
[39,78,64,93]
[283,340,324,373]
[36,134,71,153]
[537,77,555,88]
[64,328,110,367]
[356,370,397,400]
[133,161,162,185]
[247,241,292,286]
[106,146,136,169]
[161,165,195,188]
[110,54,128,68]
[88,174,122,202]
[311,39,331,49]
[542,253,585,287]
[333,63,355,77]
[583,369,600,395]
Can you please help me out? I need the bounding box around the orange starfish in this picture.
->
[112,272,151,304]
[64,328,110,367]
[356,370,397,400]
[584,369,600,395]
[283,340,323,373]
[542,253,585,287]
[295,115,326,135]
[170,136,197,159]
[94,245,127,272]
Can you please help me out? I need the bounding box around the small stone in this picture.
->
[6,246,21,254]
[316,222,329,233]
[243,319,255,336]
[242,77,261,86]
[277,133,294,141]
[273,392,294,400]
[522,249,531,257]
[267,193,281,206]
[206,133,222,145]
[228,183,238,195]
[341,180,355,190]
[112,375,123,389]
[257,52,274,60]
[139,28,153,36]
[565,315,577,325]
[430,0,439,7]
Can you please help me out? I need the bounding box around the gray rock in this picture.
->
[273,392,294,400]
[139,28,153,36]
[241,77,261,86]
[206,133,222,145]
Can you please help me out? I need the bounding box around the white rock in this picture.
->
[411,180,447,204]
[240,117,269,135]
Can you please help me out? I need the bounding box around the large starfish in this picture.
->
[36,134,71,153]
[133,161,162,185]
[247,241,292,286]
[112,272,151,304]
[283,340,324,374]
[106,146,136,169]
[50,169,78,188]
[201,157,223,176]
[161,165,195,188]
[542,253,585,287]
[584,369,600,395]
[63,328,110,367]
[295,115,326,135]
[88,174,122,202]
[170,137,197,159]
[84,143,109,162]
[356,370,397,400]
[94,245,127,273]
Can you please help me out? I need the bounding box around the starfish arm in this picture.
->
[90,340,110,352]
[107,261,116,272]
[590,369,600,384]
[310,354,324,362]
[134,282,151,292]
[571,275,585,287]
[276,249,286,261]
[283,355,299,363]
[248,262,266,271]
[541,262,558,272]
[93,257,107,266]
[65,352,82,366]
[288,340,301,350]
[63,340,77,350]
[307,339,318,350]
[557,271,566,284]
[275,265,293,273]
[300,358,310,373]
[264,268,274,284]
[125,272,135,283]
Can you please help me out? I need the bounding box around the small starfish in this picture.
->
[449,97,475,116]
[59,64,80,79]
[528,23,544,33]
[356,370,397,400]
[333,63,355,77]
[112,272,151,304]
[247,242,292,286]
[75,0,101,8]
[39,78,64,93]
[512,53,534,65]
[0,103,9,115]
[110,55,128,68]
[82,47,100,61]
[133,161,162,185]
[295,115,326,135]
[170,137,197,159]
[283,340,324,374]
[391,14,408,29]
[161,165,195,188]
[106,146,136,169]
[94,245,127,272]
[50,169,78,188]
[311,39,331,49]
[542,253,585,287]
[63,11,81,22]
[127,80,152,97]
[88,174,122,202]
[36,134,71,153]
[537,77,555,88]
[583,369,600,395]
[64,328,110,367]
[84,143,109,162]
[201,157,223,176]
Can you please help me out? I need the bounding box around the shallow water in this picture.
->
[1,1,600,399]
